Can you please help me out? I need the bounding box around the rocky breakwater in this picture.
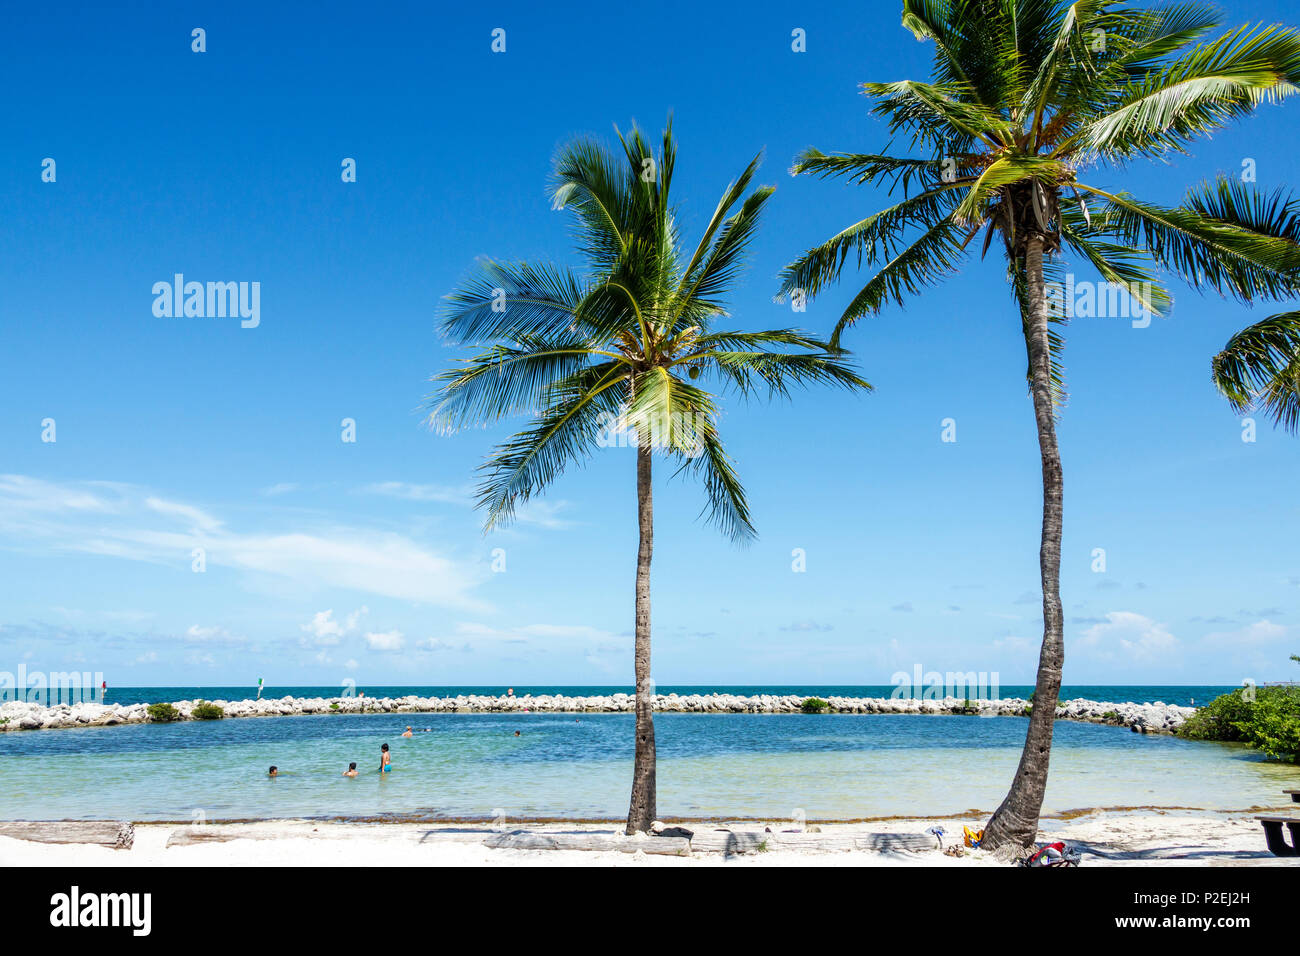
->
[0,692,1195,733]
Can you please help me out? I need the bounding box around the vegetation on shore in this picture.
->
[1179,657,1300,761]
[147,702,180,722]
[191,701,224,720]
[1177,685,1300,762]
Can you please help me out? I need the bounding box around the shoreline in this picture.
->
[1,803,1283,827]
[1,810,1287,867]
[0,692,1195,734]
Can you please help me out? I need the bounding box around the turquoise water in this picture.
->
[2,710,1296,822]
[32,684,1238,707]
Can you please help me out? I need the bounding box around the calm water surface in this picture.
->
[2,711,1296,821]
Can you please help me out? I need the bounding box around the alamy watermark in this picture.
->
[1,666,106,704]
[152,274,260,328]
[1046,274,1153,328]
[890,664,1001,701]
[596,405,705,458]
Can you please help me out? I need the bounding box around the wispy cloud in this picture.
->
[363,481,472,506]
[0,475,488,609]
[362,481,573,529]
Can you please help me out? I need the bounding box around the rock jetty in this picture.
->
[0,693,1195,734]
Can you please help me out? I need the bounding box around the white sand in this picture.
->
[0,811,1290,867]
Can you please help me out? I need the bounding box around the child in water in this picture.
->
[379,743,392,773]
[343,762,358,777]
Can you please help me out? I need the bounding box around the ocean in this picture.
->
[3,698,1296,823]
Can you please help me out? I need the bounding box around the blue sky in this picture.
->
[1,0,1298,689]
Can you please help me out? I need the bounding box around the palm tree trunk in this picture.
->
[983,232,1066,850]
[626,441,657,834]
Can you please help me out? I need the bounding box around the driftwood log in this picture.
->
[483,830,691,856]
[687,828,937,854]
[0,821,134,849]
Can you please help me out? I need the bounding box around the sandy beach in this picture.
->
[2,811,1292,867]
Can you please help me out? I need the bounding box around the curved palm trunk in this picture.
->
[626,441,657,834]
[983,232,1065,850]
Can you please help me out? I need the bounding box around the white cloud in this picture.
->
[302,610,344,642]
[365,630,405,652]
[1202,619,1287,648]
[300,607,369,647]
[1078,612,1178,662]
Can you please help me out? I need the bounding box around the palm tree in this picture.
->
[429,119,870,834]
[779,1,1300,848]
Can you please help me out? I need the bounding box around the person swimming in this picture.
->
[379,743,392,773]
[268,765,278,777]
[343,762,358,777]
[401,726,413,738]
[513,730,521,737]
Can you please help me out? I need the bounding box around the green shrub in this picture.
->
[147,702,180,722]
[191,700,224,720]
[1178,685,1300,762]
[329,701,340,711]
[800,697,831,714]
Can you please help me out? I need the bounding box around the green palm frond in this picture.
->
[475,361,627,530]
[675,416,754,542]
[1059,204,1173,317]
[429,336,616,434]
[676,182,775,318]
[686,329,874,399]
[865,79,1018,150]
[1077,183,1300,301]
[830,216,969,347]
[1068,23,1300,159]
[788,148,959,194]
[1184,174,1300,245]
[778,184,963,301]
[1212,310,1300,432]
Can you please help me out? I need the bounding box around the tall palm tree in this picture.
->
[429,119,870,834]
[779,1,1300,848]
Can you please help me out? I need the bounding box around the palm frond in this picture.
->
[1068,23,1300,159]
[1212,310,1300,432]
[1076,183,1300,301]
[475,362,628,530]
[829,216,969,346]
[778,184,962,301]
